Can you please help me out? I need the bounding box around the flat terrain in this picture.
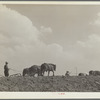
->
[0,75,100,92]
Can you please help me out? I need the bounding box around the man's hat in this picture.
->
[5,62,8,64]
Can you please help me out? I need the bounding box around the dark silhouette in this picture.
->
[29,65,42,76]
[23,65,42,77]
[4,62,9,77]
[41,63,56,76]
[23,68,29,76]
[78,73,88,76]
[89,70,100,76]
[65,71,70,76]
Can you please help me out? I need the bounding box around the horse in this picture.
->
[89,70,100,76]
[41,63,56,76]
[78,73,87,76]
[23,65,42,77]
[29,65,42,76]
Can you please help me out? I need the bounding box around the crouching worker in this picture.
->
[65,71,70,76]
[4,62,9,77]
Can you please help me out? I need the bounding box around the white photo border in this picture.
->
[0,1,100,99]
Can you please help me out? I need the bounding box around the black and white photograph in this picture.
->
[1,1,100,95]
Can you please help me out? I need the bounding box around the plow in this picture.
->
[9,73,22,77]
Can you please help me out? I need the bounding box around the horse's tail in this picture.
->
[22,69,25,76]
[23,69,27,76]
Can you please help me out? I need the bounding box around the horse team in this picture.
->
[23,62,100,77]
[23,63,56,77]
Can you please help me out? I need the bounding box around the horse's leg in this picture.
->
[33,73,35,77]
[48,71,50,76]
[40,71,43,76]
[37,70,39,76]
[43,71,44,76]
[53,71,54,76]
[42,71,44,76]
[38,73,40,76]
[37,72,39,76]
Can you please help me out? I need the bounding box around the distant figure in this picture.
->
[4,62,9,77]
[65,71,70,76]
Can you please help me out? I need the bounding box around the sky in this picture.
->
[0,4,100,76]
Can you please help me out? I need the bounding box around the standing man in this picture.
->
[4,62,9,77]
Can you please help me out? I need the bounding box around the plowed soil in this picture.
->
[0,76,100,92]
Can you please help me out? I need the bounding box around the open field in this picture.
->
[0,76,100,92]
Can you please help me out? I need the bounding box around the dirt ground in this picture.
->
[0,75,100,92]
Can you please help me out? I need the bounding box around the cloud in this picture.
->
[75,34,100,69]
[90,12,100,25]
[0,5,40,47]
[40,26,52,33]
[0,5,42,74]
[0,5,68,76]
[1,4,100,76]
[77,34,100,48]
